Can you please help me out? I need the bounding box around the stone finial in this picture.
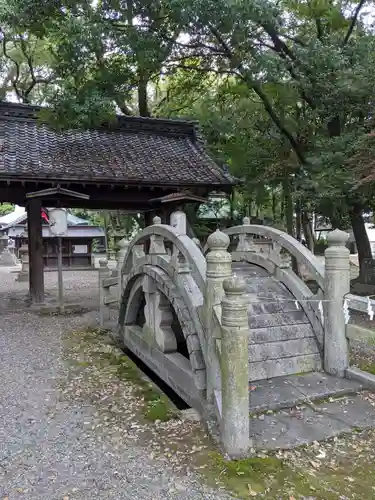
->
[99,258,108,268]
[170,210,186,234]
[153,216,162,225]
[242,216,250,225]
[327,229,349,247]
[223,275,246,296]
[207,228,230,251]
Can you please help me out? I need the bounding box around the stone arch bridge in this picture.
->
[99,211,375,457]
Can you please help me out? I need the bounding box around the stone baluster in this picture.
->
[99,258,111,327]
[205,229,232,401]
[279,249,292,269]
[132,244,145,267]
[116,238,129,272]
[221,275,250,458]
[169,210,191,273]
[324,229,350,377]
[116,237,130,297]
[269,241,281,263]
[236,216,256,252]
[170,210,186,235]
[149,216,167,256]
[16,244,30,282]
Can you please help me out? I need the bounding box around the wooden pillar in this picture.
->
[27,198,44,303]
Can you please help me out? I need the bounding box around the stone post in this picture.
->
[99,258,111,327]
[221,275,250,458]
[170,210,186,235]
[116,237,130,297]
[205,229,232,401]
[149,216,167,256]
[16,244,29,282]
[324,229,350,377]
[236,216,256,252]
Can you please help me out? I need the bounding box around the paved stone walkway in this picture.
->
[0,268,231,500]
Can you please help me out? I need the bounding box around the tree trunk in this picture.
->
[228,191,235,226]
[302,210,315,252]
[138,76,150,117]
[282,175,294,236]
[272,189,277,222]
[282,174,298,273]
[295,199,302,241]
[349,202,372,281]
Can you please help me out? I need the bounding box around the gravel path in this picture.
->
[0,266,100,313]
[0,267,232,500]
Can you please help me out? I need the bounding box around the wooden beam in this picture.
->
[27,198,44,304]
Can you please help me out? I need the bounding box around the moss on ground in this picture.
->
[201,453,322,499]
[65,327,375,499]
[66,327,178,422]
[359,362,375,375]
[200,451,375,499]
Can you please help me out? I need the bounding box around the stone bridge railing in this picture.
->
[217,218,326,349]
[99,211,356,458]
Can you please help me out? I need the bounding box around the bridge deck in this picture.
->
[232,262,322,381]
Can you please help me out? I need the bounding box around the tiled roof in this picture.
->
[0,102,234,187]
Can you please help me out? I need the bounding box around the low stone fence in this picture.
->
[98,238,130,326]
[345,294,375,341]
[98,260,120,327]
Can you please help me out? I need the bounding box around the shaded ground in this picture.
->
[0,266,100,313]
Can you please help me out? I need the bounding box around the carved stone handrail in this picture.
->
[222,224,325,289]
[121,222,207,293]
[346,294,375,313]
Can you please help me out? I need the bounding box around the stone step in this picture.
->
[248,337,319,363]
[247,299,299,315]
[249,353,322,381]
[245,281,291,296]
[249,372,362,414]
[250,391,375,450]
[232,263,270,278]
[249,324,314,344]
[248,310,308,329]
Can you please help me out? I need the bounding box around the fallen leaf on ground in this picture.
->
[247,484,258,496]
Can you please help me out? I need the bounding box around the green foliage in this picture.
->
[71,209,140,251]
[1,0,375,261]
[0,203,14,216]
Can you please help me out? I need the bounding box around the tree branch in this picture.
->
[207,24,308,165]
[280,34,306,46]
[0,31,22,101]
[343,0,367,45]
[262,24,298,62]
[250,80,306,165]
[170,64,240,77]
[18,37,54,102]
